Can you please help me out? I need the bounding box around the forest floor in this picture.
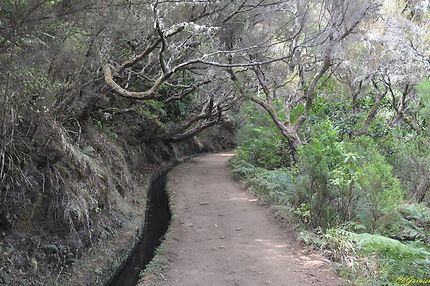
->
[140,153,345,286]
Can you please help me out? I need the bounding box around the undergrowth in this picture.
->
[230,156,430,285]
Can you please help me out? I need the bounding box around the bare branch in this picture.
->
[118,23,186,73]
[104,65,172,99]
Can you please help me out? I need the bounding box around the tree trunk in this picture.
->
[353,89,387,137]
[415,176,430,203]
[250,96,302,160]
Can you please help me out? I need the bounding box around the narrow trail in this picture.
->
[153,153,344,286]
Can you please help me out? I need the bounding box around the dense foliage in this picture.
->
[231,75,430,283]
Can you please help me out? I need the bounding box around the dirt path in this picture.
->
[146,153,344,286]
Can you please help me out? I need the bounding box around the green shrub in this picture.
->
[235,137,291,170]
[382,203,430,244]
[295,120,345,229]
[235,103,292,169]
[248,169,295,204]
[356,148,404,233]
[229,158,295,205]
[322,228,430,284]
[229,157,260,180]
[388,135,430,203]
[306,97,359,138]
[416,79,430,120]
[295,121,405,232]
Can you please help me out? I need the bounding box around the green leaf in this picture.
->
[290,103,305,124]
